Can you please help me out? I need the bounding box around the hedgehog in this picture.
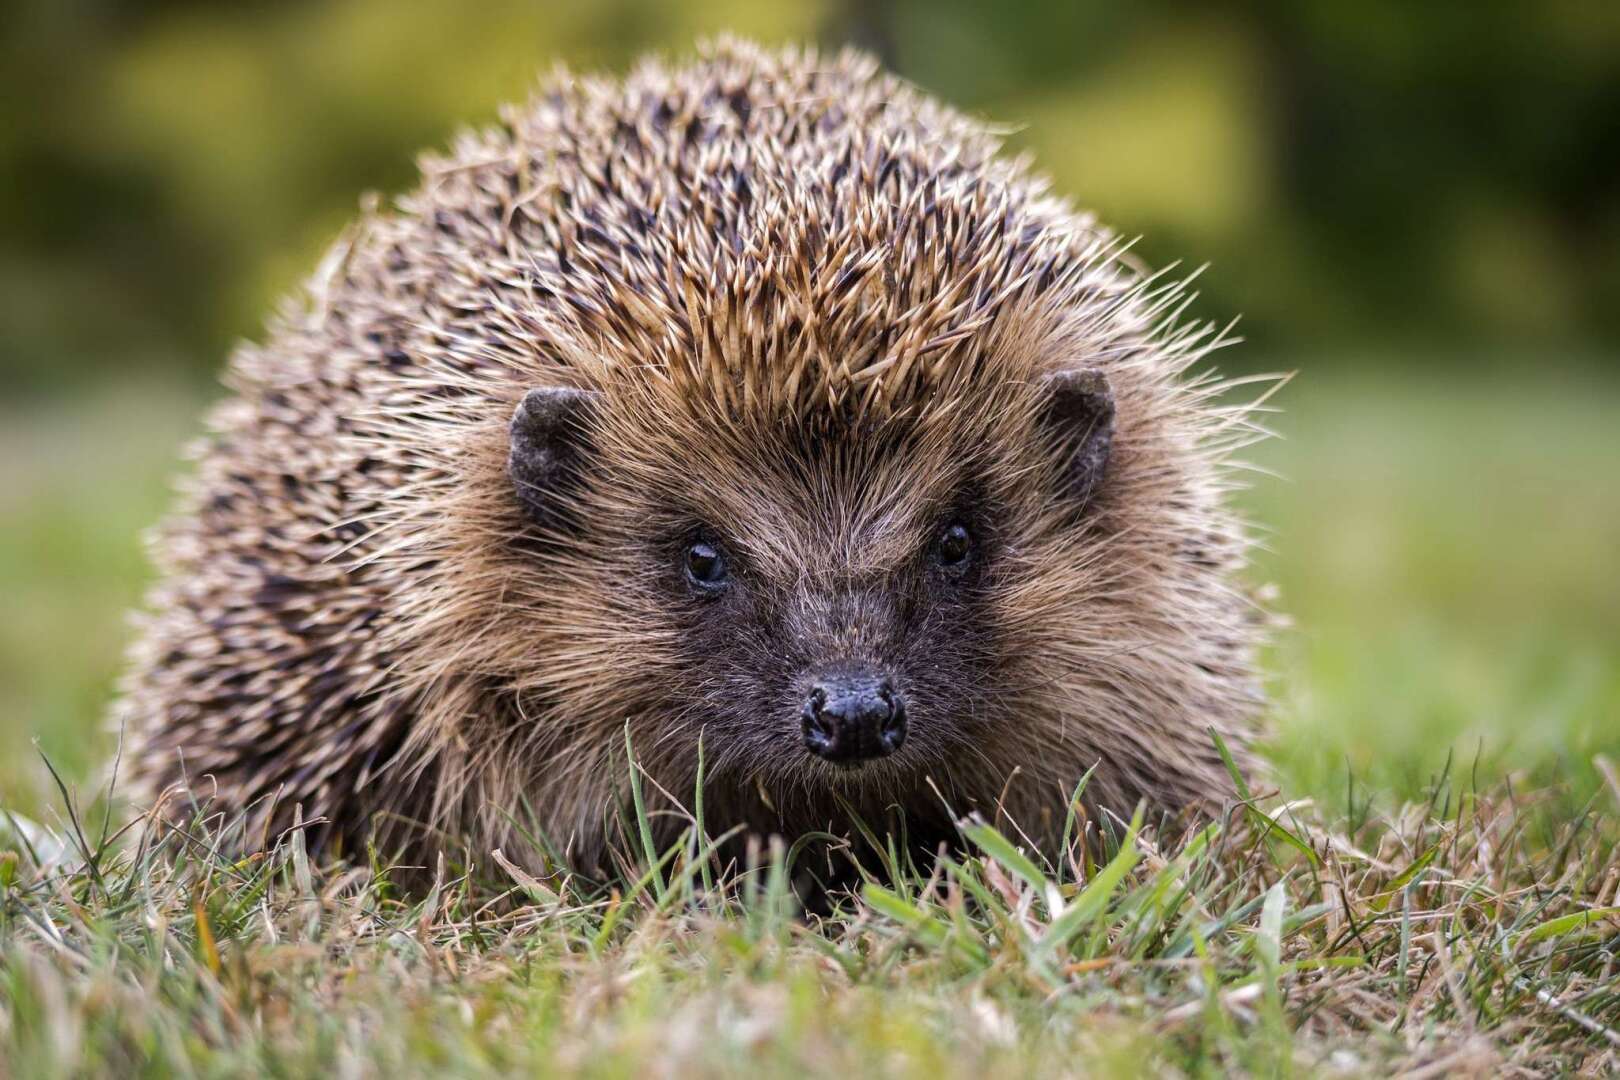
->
[116,38,1273,878]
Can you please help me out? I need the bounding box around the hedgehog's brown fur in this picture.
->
[117,39,1273,876]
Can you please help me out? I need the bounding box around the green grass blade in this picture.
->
[1519,905,1620,944]
[1038,807,1142,957]
[961,820,1051,904]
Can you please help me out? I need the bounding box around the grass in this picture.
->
[1247,367,1620,810]
[3,747,1618,1074]
[2,363,1618,1074]
[0,380,203,801]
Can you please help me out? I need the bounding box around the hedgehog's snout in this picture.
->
[800,671,907,764]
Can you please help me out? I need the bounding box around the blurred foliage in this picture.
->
[3,0,1618,394]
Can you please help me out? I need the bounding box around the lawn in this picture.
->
[2,365,1618,1074]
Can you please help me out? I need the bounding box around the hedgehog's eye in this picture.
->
[935,522,973,568]
[685,540,729,588]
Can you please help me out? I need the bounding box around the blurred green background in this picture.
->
[2,1,1617,814]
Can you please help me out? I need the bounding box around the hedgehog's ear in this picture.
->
[1040,368,1116,506]
[509,387,599,528]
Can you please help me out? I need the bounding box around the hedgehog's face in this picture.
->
[507,366,1116,805]
[663,499,988,771]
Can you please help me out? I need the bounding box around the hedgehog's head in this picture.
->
[432,111,1251,856]
[501,323,1136,843]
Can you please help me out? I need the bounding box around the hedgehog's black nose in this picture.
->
[801,673,906,763]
